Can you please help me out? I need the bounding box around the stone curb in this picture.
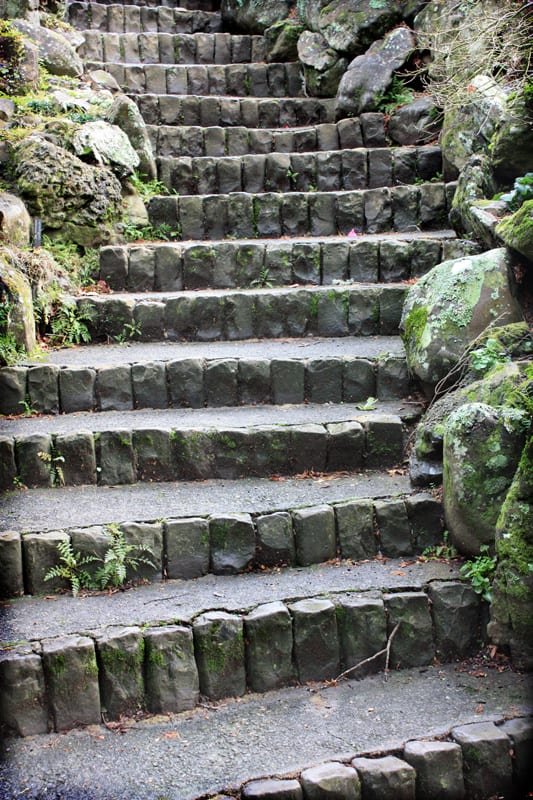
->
[134,93,337,128]
[0,580,486,736]
[85,60,303,97]
[98,234,473,292]
[80,31,265,65]
[0,492,443,597]
[69,3,223,35]
[0,353,412,416]
[146,185,453,242]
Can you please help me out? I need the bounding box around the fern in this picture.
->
[94,524,156,589]
[44,539,98,597]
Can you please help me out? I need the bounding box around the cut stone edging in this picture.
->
[68,2,224,35]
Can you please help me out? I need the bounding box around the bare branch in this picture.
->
[333,622,401,683]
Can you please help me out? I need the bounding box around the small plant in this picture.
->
[356,396,378,411]
[470,337,510,375]
[129,172,171,200]
[500,173,533,212]
[18,397,38,416]
[93,524,156,590]
[122,220,179,243]
[376,76,415,115]
[421,532,459,561]
[49,300,93,347]
[286,167,299,186]
[115,320,142,344]
[460,544,497,601]
[37,450,65,486]
[44,539,98,597]
[249,268,273,288]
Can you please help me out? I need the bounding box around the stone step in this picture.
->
[86,61,304,96]
[0,336,413,416]
[0,558,488,737]
[99,232,473,293]
[0,399,420,490]
[80,31,265,64]
[69,0,221,8]
[71,283,408,344]
[134,93,337,127]
[68,2,223,33]
[1,481,445,597]
[156,145,443,196]
[147,184,455,241]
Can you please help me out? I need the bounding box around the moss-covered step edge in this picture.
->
[72,284,409,344]
[0,580,486,736]
[133,93,337,128]
[146,184,455,242]
[197,717,532,800]
[68,2,223,35]
[85,60,304,97]
[80,31,266,66]
[0,491,443,597]
[98,233,473,293]
[155,145,443,197]
[0,351,413,416]
[0,413,409,490]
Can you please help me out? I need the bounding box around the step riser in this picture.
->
[147,185,454,241]
[156,146,442,196]
[2,493,443,596]
[135,94,337,127]
[0,355,411,416]
[86,61,303,96]
[69,3,223,34]
[100,236,471,293]
[0,415,406,490]
[81,32,265,65]
[0,582,484,735]
[73,285,407,343]
[69,0,221,8]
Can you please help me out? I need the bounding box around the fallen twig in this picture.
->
[333,622,400,683]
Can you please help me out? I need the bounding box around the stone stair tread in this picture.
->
[24,335,405,368]
[2,558,462,641]
[0,399,421,436]
[0,469,412,534]
[1,665,529,800]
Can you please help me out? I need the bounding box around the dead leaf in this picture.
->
[163,732,181,739]
[391,570,406,576]
[475,704,484,713]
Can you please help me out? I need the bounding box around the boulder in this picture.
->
[443,402,529,556]
[72,120,140,178]
[12,20,83,77]
[0,20,39,95]
[297,31,348,97]
[400,248,523,396]
[0,0,40,23]
[220,0,294,34]
[298,0,403,56]
[88,69,121,93]
[336,26,415,117]
[0,193,31,247]
[107,94,156,181]
[490,93,533,184]
[14,136,122,246]
[264,18,303,63]
[496,199,533,263]
[0,98,15,123]
[449,154,497,244]
[388,96,440,145]
[0,248,36,355]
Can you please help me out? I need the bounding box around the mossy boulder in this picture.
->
[0,193,31,247]
[443,402,530,556]
[298,0,403,56]
[490,94,533,184]
[12,20,83,78]
[221,0,294,34]
[107,94,156,181]
[13,136,122,247]
[264,18,304,63]
[400,248,523,396]
[297,31,348,97]
[387,96,441,146]
[72,120,140,179]
[0,247,36,355]
[488,435,533,670]
[449,154,497,245]
[496,199,533,263]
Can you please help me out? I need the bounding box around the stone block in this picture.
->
[341,149,367,191]
[59,368,96,413]
[419,182,447,228]
[249,425,291,476]
[336,191,365,235]
[309,193,336,236]
[94,626,144,719]
[403,740,465,800]
[133,428,174,482]
[336,593,387,676]
[411,238,442,278]
[70,526,110,580]
[244,601,294,692]
[384,592,434,668]
[128,245,155,291]
[290,424,327,475]
[317,290,348,337]
[212,427,250,478]
[205,359,238,407]
[364,415,404,468]
[364,188,392,234]
[209,513,255,575]
[307,358,342,404]
[291,242,319,284]
[392,185,419,232]
[500,717,533,791]
[376,356,410,400]
[429,582,482,660]
[369,149,392,189]
[289,598,340,682]
[120,522,162,582]
[271,359,304,404]
[165,517,210,579]
[348,290,380,336]
[378,286,406,335]
[321,241,349,284]
[404,493,443,551]
[0,531,23,597]
[256,512,295,567]
[96,366,133,411]
[360,113,386,147]
[335,499,377,561]
[239,358,270,405]
[451,722,513,800]
[326,421,364,471]
[300,762,361,799]
[134,301,165,341]
[193,611,246,700]
[0,435,16,490]
[343,358,375,403]
[167,358,204,408]
[54,431,96,486]
[243,779,303,800]
[0,366,26,415]
[144,625,199,713]
[26,365,59,414]
[15,433,53,487]
[348,240,378,283]
[99,246,127,290]
[0,646,48,736]
[338,118,363,149]
[23,531,70,595]
[281,192,309,239]
[225,293,255,340]
[97,429,135,486]
[264,242,293,285]
[351,756,415,800]
[374,499,412,557]
[379,240,411,283]
[155,244,183,291]
[42,635,100,731]
[132,361,168,409]
[173,428,216,480]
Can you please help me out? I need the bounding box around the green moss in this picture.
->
[49,653,66,676]
[403,305,428,352]
[211,523,228,550]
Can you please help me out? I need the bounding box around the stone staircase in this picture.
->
[0,1,531,798]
